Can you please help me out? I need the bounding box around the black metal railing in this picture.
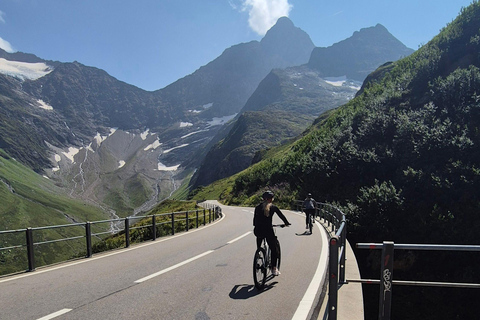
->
[0,203,222,276]
[351,242,480,320]
[295,200,347,320]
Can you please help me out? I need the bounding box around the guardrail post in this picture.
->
[339,221,347,283]
[125,218,130,248]
[196,210,199,228]
[186,211,189,231]
[85,222,92,258]
[203,209,206,225]
[152,215,156,241]
[379,241,394,320]
[209,209,211,223]
[329,235,340,319]
[26,227,35,272]
[171,213,175,235]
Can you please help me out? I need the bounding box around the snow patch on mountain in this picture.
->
[181,129,208,139]
[140,129,150,140]
[144,139,162,151]
[157,162,180,171]
[324,76,347,87]
[163,144,188,154]
[63,147,79,163]
[0,58,53,80]
[36,99,53,110]
[180,122,193,128]
[208,114,237,127]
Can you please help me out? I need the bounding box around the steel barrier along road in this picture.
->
[296,200,347,320]
[0,204,222,275]
[352,242,480,320]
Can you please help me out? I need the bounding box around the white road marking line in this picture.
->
[36,308,72,320]
[227,231,251,244]
[0,212,225,284]
[134,250,214,283]
[291,220,329,320]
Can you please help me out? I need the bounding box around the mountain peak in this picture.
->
[260,16,315,67]
[307,24,414,81]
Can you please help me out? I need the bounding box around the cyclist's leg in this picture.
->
[305,212,309,228]
[256,236,263,249]
[265,232,278,269]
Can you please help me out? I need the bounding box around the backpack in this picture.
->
[304,199,315,209]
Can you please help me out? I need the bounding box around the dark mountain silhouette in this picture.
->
[159,16,315,118]
[308,24,414,81]
[191,24,414,188]
[190,67,359,187]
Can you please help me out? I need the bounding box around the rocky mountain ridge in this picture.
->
[0,17,413,218]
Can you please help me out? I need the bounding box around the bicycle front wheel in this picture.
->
[253,248,267,290]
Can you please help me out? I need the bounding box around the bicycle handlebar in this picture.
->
[272,224,289,228]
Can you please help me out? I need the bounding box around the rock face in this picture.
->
[159,16,315,118]
[0,17,316,216]
[0,17,414,216]
[191,24,415,188]
[308,24,414,81]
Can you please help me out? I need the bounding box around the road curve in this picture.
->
[0,202,328,320]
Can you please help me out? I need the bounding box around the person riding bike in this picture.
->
[303,193,316,232]
[253,190,291,276]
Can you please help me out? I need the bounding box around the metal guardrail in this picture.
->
[353,242,480,320]
[0,203,222,275]
[295,200,347,320]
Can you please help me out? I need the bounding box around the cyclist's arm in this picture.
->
[274,206,291,226]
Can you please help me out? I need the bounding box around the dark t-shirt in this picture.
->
[253,202,290,234]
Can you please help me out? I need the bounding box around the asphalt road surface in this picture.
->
[0,201,328,320]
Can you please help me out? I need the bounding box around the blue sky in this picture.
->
[0,0,474,91]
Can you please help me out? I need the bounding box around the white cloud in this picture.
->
[0,37,14,53]
[240,0,293,36]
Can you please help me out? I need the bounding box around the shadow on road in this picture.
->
[295,231,312,236]
[229,282,278,299]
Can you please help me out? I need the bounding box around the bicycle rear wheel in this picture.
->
[309,215,313,234]
[253,248,267,290]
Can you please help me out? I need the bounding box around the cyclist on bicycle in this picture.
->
[303,193,316,232]
[253,190,291,276]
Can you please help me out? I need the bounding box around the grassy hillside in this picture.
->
[0,149,111,275]
[0,150,107,230]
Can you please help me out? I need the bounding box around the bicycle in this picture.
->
[253,224,284,290]
[308,211,315,234]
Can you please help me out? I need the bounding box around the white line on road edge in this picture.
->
[134,250,214,283]
[291,216,329,320]
[227,231,251,244]
[36,308,72,320]
[0,212,225,284]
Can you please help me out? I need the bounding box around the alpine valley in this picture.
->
[0,17,412,226]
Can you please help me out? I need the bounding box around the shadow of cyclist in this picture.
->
[229,283,278,299]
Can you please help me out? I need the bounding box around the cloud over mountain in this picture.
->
[235,0,293,36]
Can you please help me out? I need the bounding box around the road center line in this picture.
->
[227,231,251,244]
[134,250,214,283]
[36,308,72,320]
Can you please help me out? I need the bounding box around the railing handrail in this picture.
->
[355,241,480,320]
[0,203,222,276]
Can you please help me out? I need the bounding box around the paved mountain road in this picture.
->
[0,202,328,320]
